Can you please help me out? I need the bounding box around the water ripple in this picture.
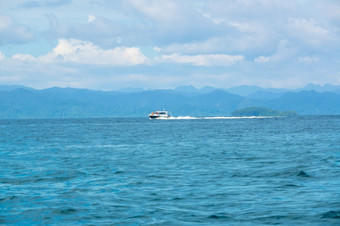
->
[0,116,339,224]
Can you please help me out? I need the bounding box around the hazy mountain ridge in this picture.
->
[0,84,340,118]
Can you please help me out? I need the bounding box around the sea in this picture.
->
[1,116,340,225]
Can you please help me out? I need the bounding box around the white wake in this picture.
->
[156,116,279,120]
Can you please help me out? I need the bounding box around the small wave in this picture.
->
[54,208,78,215]
[0,195,17,202]
[207,214,231,220]
[296,170,311,177]
[321,210,340,219]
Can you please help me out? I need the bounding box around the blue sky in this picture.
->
[0,0,339,90]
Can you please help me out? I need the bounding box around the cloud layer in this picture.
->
[0,14,35,45]
[0,0,340,89]
[42,39,146,65]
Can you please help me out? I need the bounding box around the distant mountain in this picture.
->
[117,87,145,93]
[246,91,285,100]
[302,83,340,94]
[267,91,340,115]
[226,83,340,98]
[225,85,263,96]
[0,85,34,91]
[226,85,292,97]
[173,85,200,93]
[0,86,340,118]
[200,86,217,93]
[173,85,217,94]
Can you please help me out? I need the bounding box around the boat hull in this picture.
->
[149,115,170,119]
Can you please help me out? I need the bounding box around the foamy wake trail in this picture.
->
[159,116,279,120]
[204,116,278,119]
[164,116,198,120]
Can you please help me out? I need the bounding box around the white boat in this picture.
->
[149,110,171,119]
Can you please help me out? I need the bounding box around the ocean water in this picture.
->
[1,116,340,225]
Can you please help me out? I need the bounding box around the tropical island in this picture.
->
[232,107,298,117]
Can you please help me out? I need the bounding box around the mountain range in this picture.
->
[0,84,340,119]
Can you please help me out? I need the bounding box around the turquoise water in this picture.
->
[1,116,340,225]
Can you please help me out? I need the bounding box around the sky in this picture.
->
[0,0,340,90]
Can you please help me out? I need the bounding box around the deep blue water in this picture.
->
[1,116,340,225]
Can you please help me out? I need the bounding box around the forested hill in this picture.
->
[0,86,340,119]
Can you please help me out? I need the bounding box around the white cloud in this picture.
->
[297,56,319,63]
[12,54,37,61]
[45,14,123,48]
[19,0,71,8]
[41,39,147,65]
[0,14,35,44]
[1,0,340,90]
[228,21,264,33]
[254,56,270,63]
[202,13,226,25]
[153,47,161,52]
[88,14,96,23]
[288,18,329,37]
[125,0,215,44]
[126,0,178,22]
[0,15,11,30]
[270,39,298,62]
[287,18,332,47]
[313,1,340,21]
[156,53,244,66]
[0,51,5,60]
